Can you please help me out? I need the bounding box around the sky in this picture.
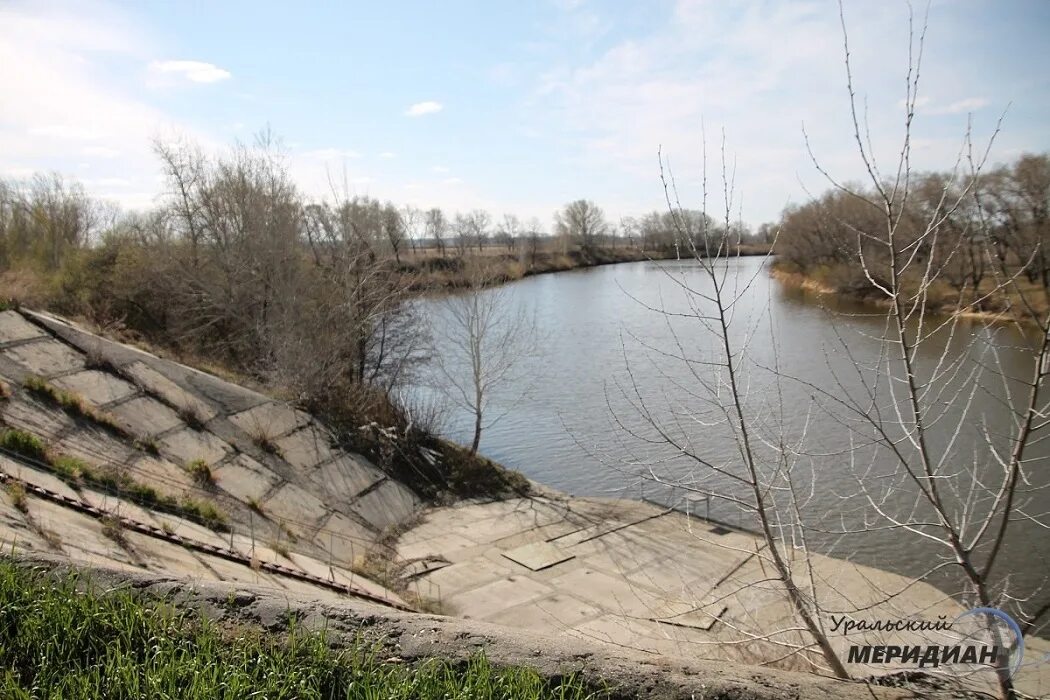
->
[1,0,1048,228]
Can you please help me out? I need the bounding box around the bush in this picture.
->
[0,429,46,461]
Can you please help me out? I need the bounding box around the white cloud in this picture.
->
[405,100,443,117]
[0,2,220,209]
[442,177,463,185]
[378,151,396,159]
[431,165,450,173]
[149,60,231,84]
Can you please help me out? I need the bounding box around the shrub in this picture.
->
[186,459,214,486]
[0,429,46,461]
[4,482,27,512]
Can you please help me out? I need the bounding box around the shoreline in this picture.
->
[769,264,1041,327]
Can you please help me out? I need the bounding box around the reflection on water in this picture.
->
[413,256,1050,612]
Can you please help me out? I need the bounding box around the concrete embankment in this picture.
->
[6,552,970,700]
[1,305,1044,698]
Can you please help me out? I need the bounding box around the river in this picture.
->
[413,255,1050,619]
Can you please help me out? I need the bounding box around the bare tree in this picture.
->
[425,207,447,258]
[554,199,608,257]
[430,260,536,454]
[381,202,406,264]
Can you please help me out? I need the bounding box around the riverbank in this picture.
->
[391,492,1050,698]
[404,243,773,291]
[769,262,1047,326]
[4,552,963,700]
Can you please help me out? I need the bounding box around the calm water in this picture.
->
[414,256,1050,613]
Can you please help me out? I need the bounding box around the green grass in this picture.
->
[0,428,46,461]
[0,561,602,700]
[21,375,126,435]
[0,427,229,532]
[185,458,214,486]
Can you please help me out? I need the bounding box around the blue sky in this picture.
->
[1,0,1047,227]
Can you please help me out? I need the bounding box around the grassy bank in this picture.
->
[402,244,773,291]
[770,260,1050,325]
[0,560,602,700]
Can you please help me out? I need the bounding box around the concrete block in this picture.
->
[123,362,217,421]
[502,541,575,571]
[274,425,337,469]
[25,495,137,565]
[261,482,328,533]
[51,370,137,407]
[445,575,553,620]
[396,531,477,562]
[2,339,84,376]
[0,310,47,343]
[54,428,134,468]
[123,530,219,580]
[349,479,418,531]
[213,454,279,503]
[0,519,53,554]
[229,402,310,439]
[1,397,75,438]
[0,457,81,502]
[548,566,683,619]
[485,593,603,632]
[150,511,230,550]
[159,427,231,465]
[126,455,197,496]
[310,455,384,505]
[79,488,158,525]
[109,396,182,438]
[312,512,375,564]
[420,558,517,599]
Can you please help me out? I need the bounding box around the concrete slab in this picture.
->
[25,495,138,565]
[213,454,279,503]
[79,488,158,525]
[349,479,419,531]
[485,593,603,632]
[159,427,231,465]
[0,310,47,343]
[309,455,385,505]
[446,575,553,620]
[2,339,84,376]
[126,455,197,496]
[312,512,375,564]
[51,370,137,407]
[109,396,182,438]
[261,482,328,534]
[274,425,337,469]
[0,519,53,553]
[230,534,290,567]
[548,566,689,619]
[417,556,514,598]
[229,402,310,439]
[0,487,51,552]
[123,361,217,421]
[194,552,288,590]
[1,397,75,438]
[123,530,218,580]
[502,541,575,571]
[0,458,81,502]
[54,428,134,468]
[150,511,231,550]
[397,531,478,562]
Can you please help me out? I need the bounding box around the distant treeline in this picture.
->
[772,153,1050,317]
